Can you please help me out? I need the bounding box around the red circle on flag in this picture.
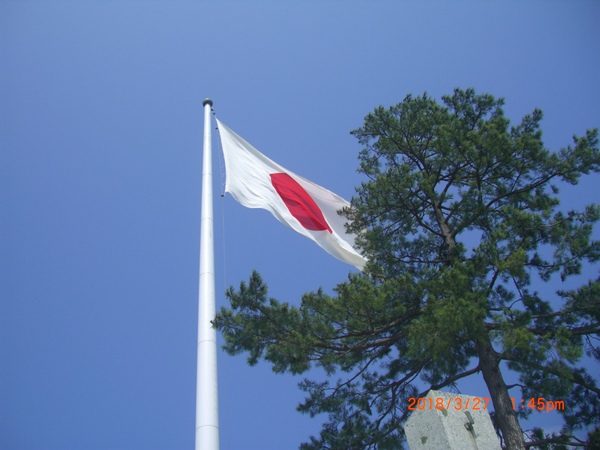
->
[270,173,332,233]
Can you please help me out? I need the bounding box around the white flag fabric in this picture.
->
[216,119,367,271]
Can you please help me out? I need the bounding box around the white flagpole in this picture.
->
[195,98,219,450]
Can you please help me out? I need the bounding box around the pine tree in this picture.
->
[215,89,600,449]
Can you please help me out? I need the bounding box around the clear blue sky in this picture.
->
[2,1,599,449]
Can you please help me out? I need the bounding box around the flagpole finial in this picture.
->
[203,98,213,107]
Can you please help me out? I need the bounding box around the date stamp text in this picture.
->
[407,397,565,413]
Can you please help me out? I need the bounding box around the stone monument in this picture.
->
[404,389,502,450]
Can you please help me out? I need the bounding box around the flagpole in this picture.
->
[196,98,219,450]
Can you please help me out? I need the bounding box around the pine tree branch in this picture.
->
[524,436,587,448]
[500,354,600,396]
[418,364,482,396]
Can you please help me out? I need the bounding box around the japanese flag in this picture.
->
[216,119,367,271]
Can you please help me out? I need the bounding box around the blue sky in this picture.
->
[2,1,599,449]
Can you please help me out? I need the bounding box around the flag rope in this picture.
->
[214,112,231,450]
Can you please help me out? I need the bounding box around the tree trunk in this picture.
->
[433,188,525,449]
[476,334,526,450]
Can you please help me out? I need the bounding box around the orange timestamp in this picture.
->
[408,396,490,411]
[511,398,565,413]
[407,397,565,413]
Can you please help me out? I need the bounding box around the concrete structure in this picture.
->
[404,390,501,450]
